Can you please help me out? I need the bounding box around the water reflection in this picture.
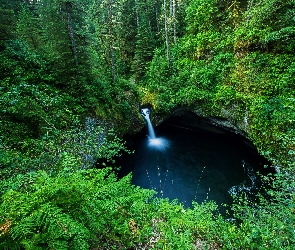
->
[118,119,270,208]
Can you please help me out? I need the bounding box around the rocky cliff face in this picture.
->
[150,104,251,139]
[193,106,250,138]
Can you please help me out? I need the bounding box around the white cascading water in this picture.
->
[141,108,156,139]
[141,108,169,150]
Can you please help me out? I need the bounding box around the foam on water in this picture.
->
[148,137,169,150]
[141,108,170,150]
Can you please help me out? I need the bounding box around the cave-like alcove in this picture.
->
[117,111,273,210]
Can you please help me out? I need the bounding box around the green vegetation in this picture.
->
[1,0,294,249]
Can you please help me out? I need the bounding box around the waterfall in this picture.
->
[141,108,156,139]
[141,108,169,150]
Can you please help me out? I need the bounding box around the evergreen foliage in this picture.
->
[0,0,295,248]
[0,168,155,249]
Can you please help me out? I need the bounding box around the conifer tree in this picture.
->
[0,0,18,50]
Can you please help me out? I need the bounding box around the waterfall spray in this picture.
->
[141,108,169,150]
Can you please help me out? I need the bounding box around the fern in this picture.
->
[0,168,155,249]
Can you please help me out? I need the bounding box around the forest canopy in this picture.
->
[0,0,295,249]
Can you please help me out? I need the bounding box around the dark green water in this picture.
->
[118,116,271,208]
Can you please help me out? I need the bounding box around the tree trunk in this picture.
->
[148,18,153,37]
[65,2,78,66]
[163,0,170,65]
[173,0,176,44]
[155,4,160,33]
[135,0,140,28]
[107,0,116,82]
[170,0,173,16]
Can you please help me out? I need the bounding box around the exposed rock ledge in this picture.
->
[193,107,249,138]
[152,105,250,139]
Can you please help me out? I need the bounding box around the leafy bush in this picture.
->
[0,168,228,250]
[0,118,129,180]
[0,168,156,249]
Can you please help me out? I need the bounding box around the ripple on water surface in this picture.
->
[118,120,271,209]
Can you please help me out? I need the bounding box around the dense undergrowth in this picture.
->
[1,0,295,249]
[1,166,294,249]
